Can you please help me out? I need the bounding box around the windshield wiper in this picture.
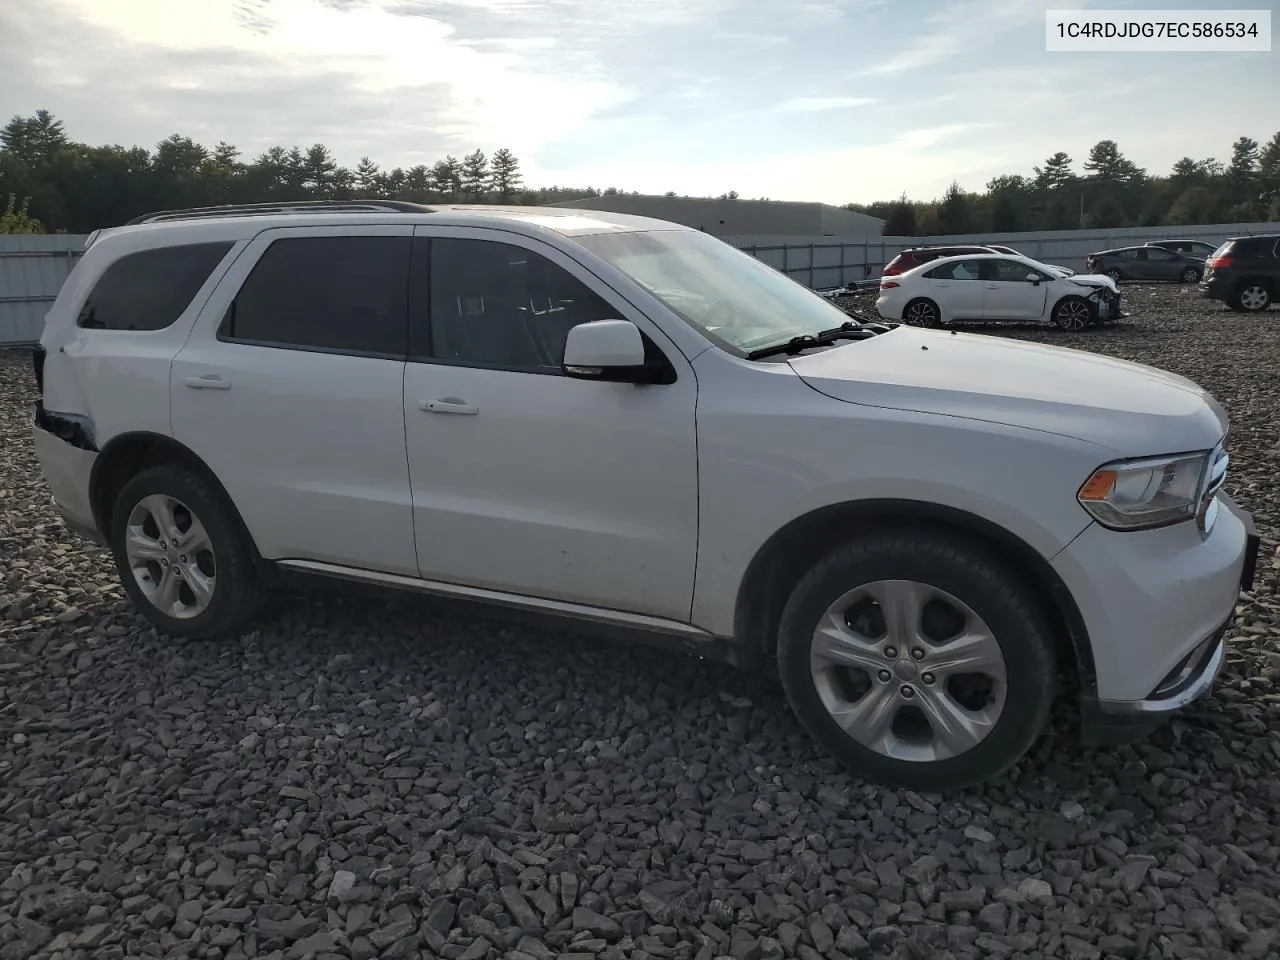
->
[746,320,868,360]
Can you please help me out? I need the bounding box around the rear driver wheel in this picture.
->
[109,465,263,639]
[903,299,942,328]
[1233,281,1272,312]
[776,533,1056,790]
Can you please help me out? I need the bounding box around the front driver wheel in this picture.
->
[776,533,1056,791]
[109,464,263,639]
[903,298,942,328]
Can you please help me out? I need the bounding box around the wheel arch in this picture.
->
[1237,274,1275,294]
[89,431,264,565]
[732,498,1095,689]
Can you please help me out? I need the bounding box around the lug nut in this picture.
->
[172,539,180,547]
[922,673,935,685]
[878,670,891,682]
[900,685,915,699]
[883,646,898,659]
[161,558,169,566]
[179,555,187,563]
[911,648,925,660]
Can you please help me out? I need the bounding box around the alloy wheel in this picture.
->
[124,494,217,619]
[905,301,939,327]
[1056,300,1091,331]
[808,579,1007,763]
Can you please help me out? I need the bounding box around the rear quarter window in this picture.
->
[77,242,235,331]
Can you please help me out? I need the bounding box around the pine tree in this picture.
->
[431,156,462,198]
[883,193,916,235]
[935,181,975,234]
[489,148,522,200]
[461,150,489,199]
[1032,152,1074,190]
[354,156,380,194]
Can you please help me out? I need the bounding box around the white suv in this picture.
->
[31,200,1260,791]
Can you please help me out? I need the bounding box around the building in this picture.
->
[545,195,885,240]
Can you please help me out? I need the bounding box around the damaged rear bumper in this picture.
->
[31,404,104,545]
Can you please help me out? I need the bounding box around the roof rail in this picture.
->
[124,199,435,226]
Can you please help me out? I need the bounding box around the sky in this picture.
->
[0,0,1276,205]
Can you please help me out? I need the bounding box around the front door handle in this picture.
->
[184,375,231,390]
[419,398,478,415]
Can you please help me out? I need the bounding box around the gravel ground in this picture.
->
[2,284,1279,960]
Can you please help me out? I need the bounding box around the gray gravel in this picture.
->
[2,283,1279,960]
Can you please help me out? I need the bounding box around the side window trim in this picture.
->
[407,226,678,379]
[211,226,414,361]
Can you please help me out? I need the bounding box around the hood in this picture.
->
[788,326,1227,456]
[1067,273,1113,291]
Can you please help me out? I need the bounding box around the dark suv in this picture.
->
[1201,235,1280,312]
[882,245,997,276]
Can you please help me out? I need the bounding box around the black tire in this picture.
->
[109,464,263,639]
[1232,279,1272,312]
[776,533,1056,791]
[903,298,942,328]
[1052,296,1093,331]
[1179,267,1201,284]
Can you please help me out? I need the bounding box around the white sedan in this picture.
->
[876,253,1123,330]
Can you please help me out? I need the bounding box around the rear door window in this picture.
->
[220,235,411,357]
[77,242,234,331]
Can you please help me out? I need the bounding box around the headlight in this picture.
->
[1077,452,1209,530]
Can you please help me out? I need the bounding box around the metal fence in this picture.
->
[0,235,84,347]
[3,218,1279,346]
[733,220,1280,292]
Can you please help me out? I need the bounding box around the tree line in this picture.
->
[850,134,1280,236]
[0,110,622,234]
[3,110,1279,236]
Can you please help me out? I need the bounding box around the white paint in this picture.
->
[31,205,1252,738]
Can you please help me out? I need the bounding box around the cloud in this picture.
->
[770,96,877,114]
[0,0,629,172]
[856,0,1067,76]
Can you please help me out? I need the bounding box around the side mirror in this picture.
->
[1026,274,1041,285]
[562,319,672,384]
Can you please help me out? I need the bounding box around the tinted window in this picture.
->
[77,242,233,331]
[428,238,618,372]
[222,236,410,356]
[1144,248,1176,261]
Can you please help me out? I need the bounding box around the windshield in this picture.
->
[574,229,859,354]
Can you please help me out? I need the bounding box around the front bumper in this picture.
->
[1077,493,1259,744]
[1091,289,1127,322]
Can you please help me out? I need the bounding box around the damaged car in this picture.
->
[876,252,1124,330]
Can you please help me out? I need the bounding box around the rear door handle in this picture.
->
[419,398,478,415]
[184,375,231,390]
